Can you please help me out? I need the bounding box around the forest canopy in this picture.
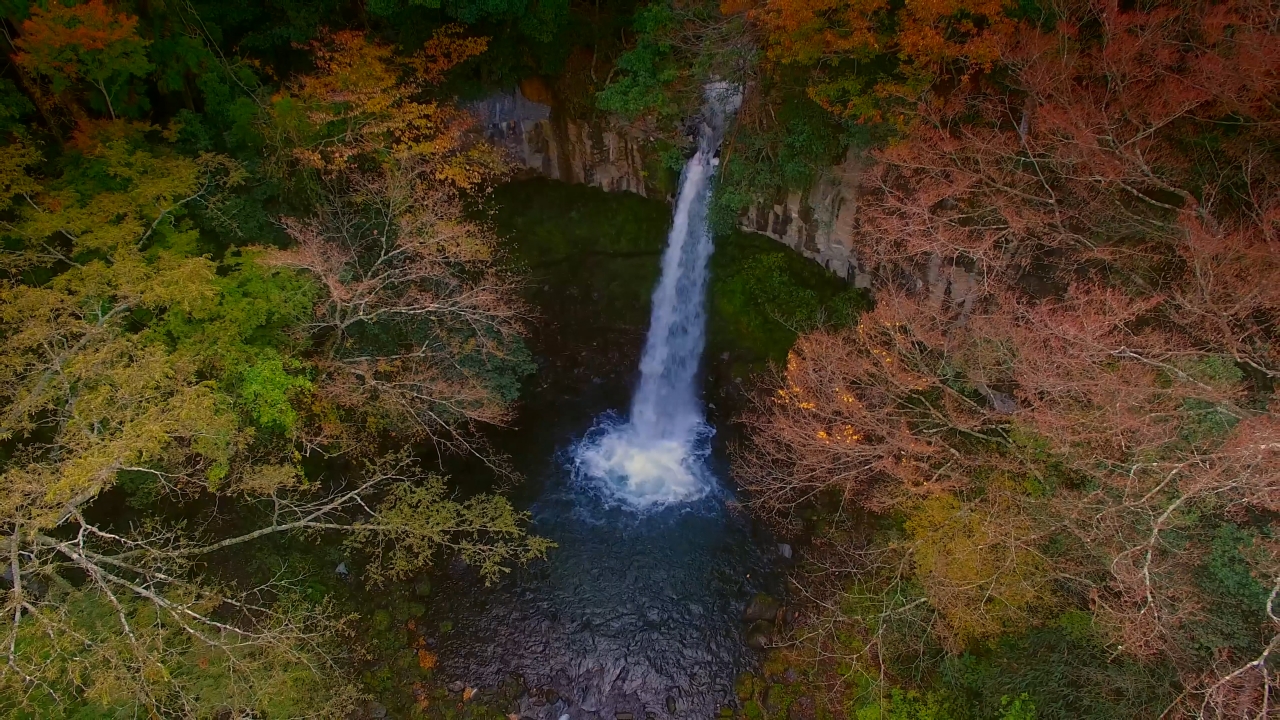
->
[669,0,1280,716]
[1,0,1278,717]
[1,2,550,716]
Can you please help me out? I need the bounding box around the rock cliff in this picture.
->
[738,148,872,287]
[473,87,659,198]
[475,87,965,296]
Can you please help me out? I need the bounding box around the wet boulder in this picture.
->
[742,593,782,622]
[745,620,775,650]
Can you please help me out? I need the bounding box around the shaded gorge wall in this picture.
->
[483,179,866,392]
[474,86,876,286]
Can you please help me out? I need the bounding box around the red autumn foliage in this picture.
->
[736,291,1010,521]
[736,0,1280,711]
[13,0,151,118]
[852,0,1278,282]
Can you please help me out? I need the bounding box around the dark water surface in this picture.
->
[427,181,785,719]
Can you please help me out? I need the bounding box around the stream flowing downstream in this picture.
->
[428,86,780,719]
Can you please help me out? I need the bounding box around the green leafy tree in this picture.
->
[597,0,756,127]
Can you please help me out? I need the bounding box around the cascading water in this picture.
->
[573,83,741,508]
[427,86,783,720]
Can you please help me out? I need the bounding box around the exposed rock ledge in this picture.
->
[738,148,872,287]
[474,87,886,289]
[473,86,658,198]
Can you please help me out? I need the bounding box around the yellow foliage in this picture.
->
[0,133,246,525]
[1,333,241,525]
[235,463,306,497]
[904,491,1055,649]
[0,137,41,207]
[273,29,502,191]
[411,24,490,84]
[4,132,243,279]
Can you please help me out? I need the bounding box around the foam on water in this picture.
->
[572,414,713,508]
[572,84,740,509]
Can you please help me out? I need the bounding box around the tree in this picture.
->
[13,0,153,119]
[739,0,1017,125]
[904,487,1058,651]
[735,292,1005,523]
[735,0,1280,713]
[271,161,532,460]
[741,281,1279,715]
[263,29,533,463]
[266,28,499,189]
[0,119,548,716]
[596,0,757,124]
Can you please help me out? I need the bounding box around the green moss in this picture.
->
[853,689,964,720]
[736,671,758,700]
[484,178,671,330]
[488,179,671,258]
[395,649,422,672]
[484,179,866,371]
[414,576,433,597]
[392,601,426,622]
[363,665,396,694]
[709,230,869,366]
[643,139,685,195]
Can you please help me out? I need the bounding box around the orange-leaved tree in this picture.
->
[266,27,499,187]
[263,29,530,463]
[13,0,152,119]
[741,0,1017,125]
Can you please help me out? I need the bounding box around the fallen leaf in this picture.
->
[463,686,476,702]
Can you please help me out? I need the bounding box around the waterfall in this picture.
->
[572,84,741,509]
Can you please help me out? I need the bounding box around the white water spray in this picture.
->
[573,84,741,508]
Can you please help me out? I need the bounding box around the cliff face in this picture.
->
[474,88,659,198]
[738,149,872,287]
[475,88,890,290]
